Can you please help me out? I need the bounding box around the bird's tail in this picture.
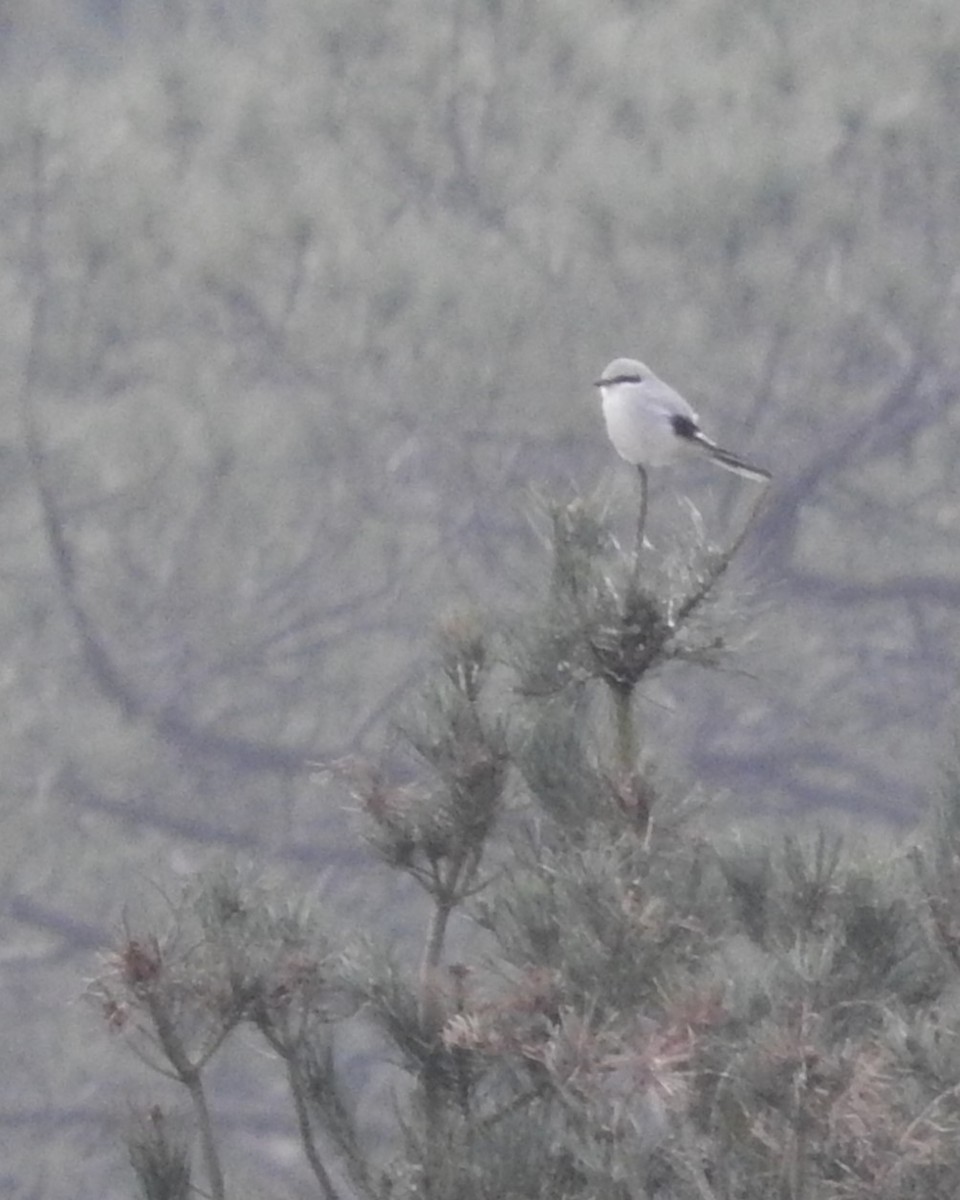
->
[697,434,771,482]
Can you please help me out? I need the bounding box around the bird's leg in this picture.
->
[631,464,648,583]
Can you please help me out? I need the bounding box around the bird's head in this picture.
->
[594,357,653,390]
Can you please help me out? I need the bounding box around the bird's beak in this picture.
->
[593,379,605,389]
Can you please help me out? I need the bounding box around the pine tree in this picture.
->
[91,487,960,1200]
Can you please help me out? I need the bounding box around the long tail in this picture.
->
[695,433,770,482]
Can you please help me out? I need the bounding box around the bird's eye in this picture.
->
[595,372,644,387]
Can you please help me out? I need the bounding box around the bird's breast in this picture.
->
[602,388,681,468]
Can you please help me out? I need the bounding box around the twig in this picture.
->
[675,478,770,628]
[614,688,636,777]
[898,1080,960,1150]
[630,465,648,588]
[286,1059,342,1200]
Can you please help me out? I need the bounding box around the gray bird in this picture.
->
[594,357,770,482]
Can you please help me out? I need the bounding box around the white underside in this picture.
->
[600,380,701,469]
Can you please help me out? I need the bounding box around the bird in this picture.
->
[594,357,770,483]
[594,357,770,559]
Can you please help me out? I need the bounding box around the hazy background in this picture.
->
[3,0,960,1193]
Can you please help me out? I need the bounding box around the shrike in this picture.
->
[594,358,770,485]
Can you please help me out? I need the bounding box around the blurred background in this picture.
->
[3,0,960,1193]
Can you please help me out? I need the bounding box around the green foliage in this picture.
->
[127,1106,192,1200]
[90,498,960,1200]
